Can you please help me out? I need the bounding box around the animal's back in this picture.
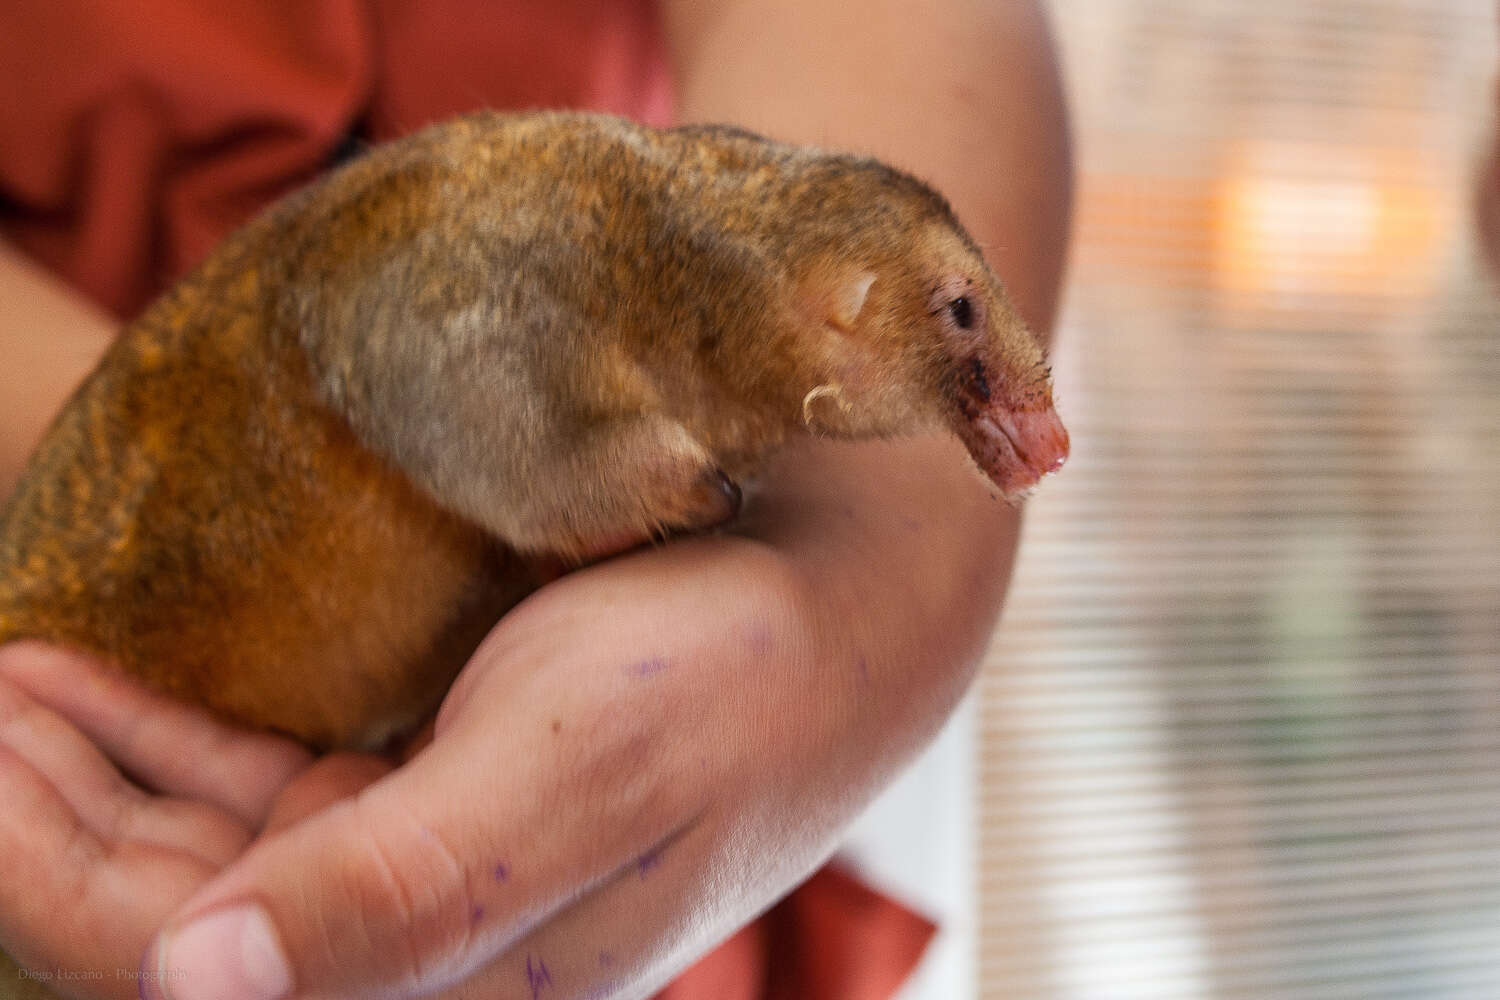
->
[0,215,532,750]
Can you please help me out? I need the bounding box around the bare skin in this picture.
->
[0,1,1072,998]
[0,244,114,499]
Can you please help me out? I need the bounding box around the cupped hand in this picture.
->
[0,643,395,1000]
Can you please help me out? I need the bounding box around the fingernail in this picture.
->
[148,903,292,1000]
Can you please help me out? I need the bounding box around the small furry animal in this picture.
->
[0,110,1068,752]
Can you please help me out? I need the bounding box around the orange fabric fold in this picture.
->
[0,1,374,317]
[658,866,937,1000]
[0,0,671,319]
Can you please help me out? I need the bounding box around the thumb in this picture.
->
[140,754,508,1000]
[138,703,690,1000]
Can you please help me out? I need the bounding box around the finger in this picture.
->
[261,753,395,834]
[141,653,707,1000]
[0,738,100,975]
[0,741,219,1000]
[0,674,251,868]
[0,642,312,825]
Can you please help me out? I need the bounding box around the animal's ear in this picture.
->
[796,268,877,332]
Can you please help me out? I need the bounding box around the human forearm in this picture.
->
[0,241,115,498]
[662,0,1074,756]
[662,0,1074,725]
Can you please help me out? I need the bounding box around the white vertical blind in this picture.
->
[978,2,1500,998]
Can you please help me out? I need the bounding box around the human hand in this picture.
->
[0,433,1014,1000]
[0,642,394,1000]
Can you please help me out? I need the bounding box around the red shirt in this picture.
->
[0,0,671,319]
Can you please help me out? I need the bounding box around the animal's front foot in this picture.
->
[672,466,743,534]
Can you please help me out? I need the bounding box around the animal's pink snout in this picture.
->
[952,397,1070,501]
[1000,404,1070,480]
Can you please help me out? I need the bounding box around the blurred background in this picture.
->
[975,0,1500,997]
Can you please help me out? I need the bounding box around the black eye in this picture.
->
[948,296,974,329]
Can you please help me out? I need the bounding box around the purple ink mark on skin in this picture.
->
[526,954,553,998]
[746,622,774,654]
[494,861,510,883]
[637,846,665,877]
[598,951,616,969]
[471,904,486,925]
[856,655,871,686]
[627,656,670,677]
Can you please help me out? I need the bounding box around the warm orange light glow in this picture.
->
[1212,144,1445,311]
